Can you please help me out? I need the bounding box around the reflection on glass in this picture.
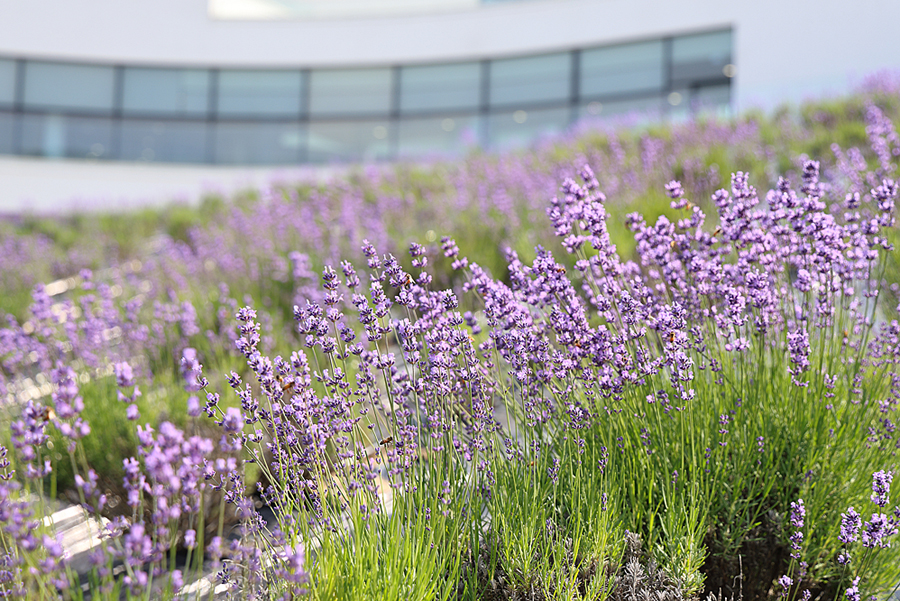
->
[307,120,392,162]
[309,69,392,116]
[490,53,570,108]
[215,122,303,164]
[0,60,16,106]
[397,115,480,157]
[122,68,210,116]
[24,62,115,112]
[577,96,663,126]
[487,107,569,151]
[0,112,14,154]
[691,84,731,117]
[218,70,303,117]
[667,88,691,123]
[20,114,113,158]
[119,119,208,163]
[580,41,664,98]
[400,63,480,112]
[672,30,732,82]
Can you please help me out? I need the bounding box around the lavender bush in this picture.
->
[1,81,900,600]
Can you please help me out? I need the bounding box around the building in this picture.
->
[0,0,897,208]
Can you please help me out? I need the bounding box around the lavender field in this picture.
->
[2,74,900,600]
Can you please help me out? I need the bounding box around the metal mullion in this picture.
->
[300,68,310,163]
[662,36,673,119]
[207,68,218,164]
[569,49,580,126]
[479,59,490,147]
[389,65,401,160]
[110,65,124,160]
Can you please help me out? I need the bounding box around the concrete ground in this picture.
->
[0,155,353,215]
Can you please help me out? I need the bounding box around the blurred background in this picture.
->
[0,0,897,211]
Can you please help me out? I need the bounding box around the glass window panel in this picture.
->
[691,84,731,118]
[122,68,210,116]
[0,60,16,106]
[672,30,732,82]
[307,120,392,162]
[400,63,481,113]
[397,115,481,158]
[119,119,208,163]
[489,53,570,108]
[667,88,691,123]
[309,69,392,116]
[24,62,114,112]
[214,122,303,164]
[580,41,664,98]
[487,107,570,151]
[0,112,14,154]
[218,70,303,117]
[578,96,663,125]
[20,114,113,158]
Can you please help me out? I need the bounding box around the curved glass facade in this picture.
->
[0,28,732,165]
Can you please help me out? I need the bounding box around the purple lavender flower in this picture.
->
[788,498,805,559]
[181,347,204,392]
[790,499,806,528]
[187,395,201,418]
[666,180,689,209]
[840,506,862,543]
[845,577,860,601]
[222,407,244,433]
[275,545,309,590]
[861,512,897,548]
[778,575,793,596]
[871,470,892,507]
[114,361,135,388]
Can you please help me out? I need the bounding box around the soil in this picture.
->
[701,513,839,601]
[702,519,787,601]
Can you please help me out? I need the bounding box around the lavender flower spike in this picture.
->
[840,507,862,544]
[790,498,806,528]
[871,470,892,508]
[845,577,860,601]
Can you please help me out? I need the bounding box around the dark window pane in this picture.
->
[119,119,208,163]
[307,120,392,162]
[0,112,14,154]
[20,114,112,158]
[400,63,480,113]
[309,69,392,116]
[214,122,302,164]
[490,53,570,108]
[218,70,303,118]
[397,115,480,158]
[122,68,210,116]
[0,60,16,106]
[487,107,570,151]
[24,62,115,112]
[580,41,664,98]
[672,30,732,83]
